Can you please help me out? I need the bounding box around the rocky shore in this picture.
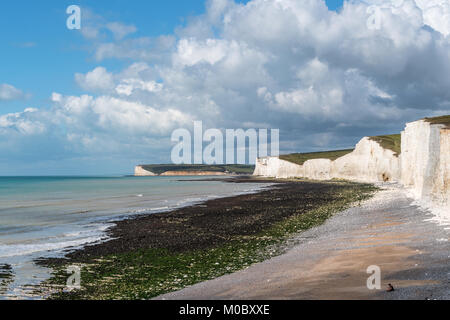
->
[36,178,375,300]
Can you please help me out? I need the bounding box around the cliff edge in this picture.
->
[135,166,157,177]
[254,137,400,183]
[401,118,450,217]
[254,115,449,219]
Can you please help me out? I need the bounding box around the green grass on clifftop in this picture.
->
[424,115,450,128]
[141,164,255,175]
[279,149,354,166]
[369,134,401,156]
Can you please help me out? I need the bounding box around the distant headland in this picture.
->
[135,164,255,176]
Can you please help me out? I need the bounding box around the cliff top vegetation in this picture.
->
[369,134,401,156]
[424,115,450,128]
[279,149,354,166]
[140,164,255,175]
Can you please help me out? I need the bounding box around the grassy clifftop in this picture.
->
[368,134,401,156]
[279,134,401,166]
[424,115,450,128]
[141,164,255,175]
[271,116,450,167]
[279,149,354,166]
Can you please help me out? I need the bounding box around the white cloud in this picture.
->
[49,93,192,135]
[175,38,229,66]
[116,79,163,96]
[106,22,137,40]
[93,36,175,62]
[0,108,44,135]
[75,0,450,149]
[92,96,190,134]
[79,8,137,40]
[75,67,115,92]
[416,0,450,36]
[363,0,450,36]
[2,0,450,173]
[0,93,193,163]
[0,84,25,101]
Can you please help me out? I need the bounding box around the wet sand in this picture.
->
[156,184,449,300]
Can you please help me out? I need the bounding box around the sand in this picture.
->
[156,184,449,300]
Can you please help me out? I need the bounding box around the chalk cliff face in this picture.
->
[401,120,439,199]
[401,120,449,214]
[254,117,449,219]
[253,157,303,178]
[433,129,450,211]
[254,137,400,183]
[332,138,400,182]
[304,159,332,181]
[134,166,157,176]
[134,167,230,176]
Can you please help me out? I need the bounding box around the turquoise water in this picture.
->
[0,176,270,299]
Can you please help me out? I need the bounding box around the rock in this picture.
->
[254,137,400,183]
[254,116,449,222]
[134,166,157,176]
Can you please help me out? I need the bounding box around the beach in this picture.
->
[5,176,448,300]
[157,184,450,300]
[0,176,271,299]
[35,178,375,299]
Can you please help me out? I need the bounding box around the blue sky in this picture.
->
[0,0,229,114]
[2,0,448,175]
[0,0,343,115]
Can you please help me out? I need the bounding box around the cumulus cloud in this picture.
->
[75,67,115,92]
[116,79,163,96]
[50,93,193,135]
[362,0,450,36]
[2,0,450,173]
[0,84,25,101]
[0,108,44,135]
[0,92,192,169]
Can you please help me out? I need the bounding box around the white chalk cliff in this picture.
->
[254,117,449,220]
[400,120,449,218]
[134,166,157,176]
[254,137,400,183]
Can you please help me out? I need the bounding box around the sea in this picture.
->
[0,176,271,299]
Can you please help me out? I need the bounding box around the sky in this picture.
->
[0,0,449,175]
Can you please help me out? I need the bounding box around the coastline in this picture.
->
[157,184,450,300]
[1,176,272,299]
[35,178,376,300]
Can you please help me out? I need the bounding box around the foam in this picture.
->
[0,236,104,258]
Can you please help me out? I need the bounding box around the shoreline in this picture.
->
[34,177,376,300]
[157,184,450,300]
[0,176,272,300]
[35,177,280,263]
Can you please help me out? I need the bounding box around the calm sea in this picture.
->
[0,176,271,299]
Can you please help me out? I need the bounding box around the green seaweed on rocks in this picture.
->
[0,264,14,296]
[38,181,376,300]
